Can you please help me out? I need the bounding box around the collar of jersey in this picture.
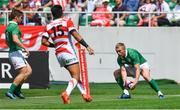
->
[9,21,17,25]
[125,49,128,57]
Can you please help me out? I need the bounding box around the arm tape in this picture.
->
[49,42,55,47]
[79,39,89,48]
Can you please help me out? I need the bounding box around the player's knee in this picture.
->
[141,70,151,82]
[113,70,120,78]
[26,66,32,76]
[142,74,151,82]
[71,74,80,81]
[28,67,32,76]
[73,76,80,81]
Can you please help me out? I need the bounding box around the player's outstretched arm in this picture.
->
[130,64,140,89]
[12,34,30,56]
[71,30,94,55]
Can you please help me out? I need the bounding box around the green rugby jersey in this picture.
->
[117,48,147,67]
[5,21,23,52]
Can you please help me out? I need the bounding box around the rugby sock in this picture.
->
[8,83,17,94]
[149,79,160,93]
[66,78,77,96]
[158,91,163,96]
[115,76,124,90]
[14,84,22,94]
[77,81,86,95]
[123,89,129,95]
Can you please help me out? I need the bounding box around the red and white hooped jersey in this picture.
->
[44,17,77,56]
[52,0,68,10]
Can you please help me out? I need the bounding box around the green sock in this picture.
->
[115,76,124,90]
[149,79,160,93]
[14,84,22,94]
[8,83,17,94]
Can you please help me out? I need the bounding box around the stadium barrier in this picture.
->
[0,25,47,51]
[0,51,49,89]
[79,27,180,83]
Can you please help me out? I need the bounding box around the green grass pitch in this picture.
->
[0,79,180,109]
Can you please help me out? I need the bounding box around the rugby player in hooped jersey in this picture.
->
[41,5,94,104]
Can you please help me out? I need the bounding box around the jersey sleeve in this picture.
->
[67,18,76,32]
[41,32,49,39]
[117,57,123,67]
[42,25,50,39]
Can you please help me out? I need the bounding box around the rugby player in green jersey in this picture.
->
[5,9,32,99]
[114,42,164,99]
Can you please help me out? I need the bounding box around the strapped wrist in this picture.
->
[79,39,89,48]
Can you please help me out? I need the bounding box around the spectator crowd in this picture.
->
[0,0,180,26]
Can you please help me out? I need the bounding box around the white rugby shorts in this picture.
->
[56,52,79,67]
[125,62,150,77]
[9,50,28,70]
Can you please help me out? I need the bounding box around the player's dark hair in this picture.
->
[10,8,23,19]
[116,42,126,50]
[51,5,63,19]
[177,0,180,4]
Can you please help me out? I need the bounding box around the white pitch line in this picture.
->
[27,94,180,99]
[28,96,57,99]
[165,94,180,97]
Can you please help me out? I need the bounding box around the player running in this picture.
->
[114,42,164,99]
[5,8,32,99]
[41,5,94,104]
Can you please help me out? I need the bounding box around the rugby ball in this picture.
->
[125,80,134,90]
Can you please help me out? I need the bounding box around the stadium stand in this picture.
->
[79,14,93,26]
[169,1,177,10]
[0,0,9,8]
[0,0,180,26]
[125,14,139,26]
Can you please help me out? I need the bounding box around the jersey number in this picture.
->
[52,25,64,37]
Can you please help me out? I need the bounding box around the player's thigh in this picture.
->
[140,63,151,81]
[26,62,32,75]
[16,66,28,75]
[66,63,80,75]
[141,68,151,81]
[66,63,80,80]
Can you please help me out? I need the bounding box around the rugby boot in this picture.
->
[5,92,16,100]
[82,94,92,102]
[61,91,70,104]
[119,93,131,99]
[158,91,164,99]
[14,92,25,99]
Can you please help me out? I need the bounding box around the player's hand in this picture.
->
[24,48,30,57]
[130,79,138,89]
[123,79,127,87]
[87,46,94,55]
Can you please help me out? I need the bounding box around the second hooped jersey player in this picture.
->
[43,17,79,67]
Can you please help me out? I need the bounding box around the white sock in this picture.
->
[123,89,129,95]
[66,78,77,96]
[77,81,86,95]
[158,91,163,96]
